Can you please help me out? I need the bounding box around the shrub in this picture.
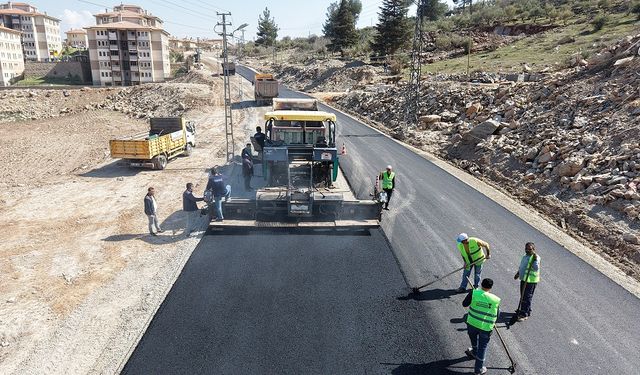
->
[388,58,406,75]
[435,35,453,50]
[591,12,610,31]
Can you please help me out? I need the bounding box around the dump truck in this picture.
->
[221,61,236,75]
[109,117,196,170]
[208,99,384,228]
[254,73,279,106]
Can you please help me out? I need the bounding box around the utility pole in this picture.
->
[404,0,427,128]
[217,12,235,162]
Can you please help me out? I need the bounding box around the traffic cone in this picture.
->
[341,143,347,155]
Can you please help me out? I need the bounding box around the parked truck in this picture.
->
[254,73,279,105]
[221,61,236,75]
[109,117,196,170]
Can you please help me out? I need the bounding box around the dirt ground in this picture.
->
[0,56,263,373]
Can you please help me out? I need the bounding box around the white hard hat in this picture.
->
[386,165,392,170]
[457,233,469,242]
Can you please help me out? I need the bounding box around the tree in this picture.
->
[326,0,359,55]
[419,0,448,21]
[323,0,362,41]
[256,7,278,47]
[371,0,411,59]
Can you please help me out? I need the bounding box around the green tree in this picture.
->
[256,7,278,47]
[326,0,359,55]
[371,0,411,59]
[322,0,362,39]
[419,0,448,21]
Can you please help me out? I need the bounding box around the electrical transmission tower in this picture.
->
[404,0,426,128]
[217,12,235,162]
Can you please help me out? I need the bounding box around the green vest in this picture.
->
[523,254,540,283]
[457,238,485,269]
[466,289,501,332]
[381,171,395,189]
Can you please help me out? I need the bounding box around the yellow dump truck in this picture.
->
[109,117,196,170]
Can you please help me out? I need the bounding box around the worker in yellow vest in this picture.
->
[462,278,501,375]
[513,242,540,321]
[379,165,395,210]
[456,233,491,293]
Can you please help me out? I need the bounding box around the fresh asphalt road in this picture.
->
[123,67,640,375]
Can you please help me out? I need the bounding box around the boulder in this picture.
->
[468,119,500,139]
[419,115,441,124]
[556,158,584,177]
[466,102,483,117]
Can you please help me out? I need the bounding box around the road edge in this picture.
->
[321,99,640,299]
[238,63,640,298]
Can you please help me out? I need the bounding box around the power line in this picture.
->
[147,0,217,22]
[179,0,230,13]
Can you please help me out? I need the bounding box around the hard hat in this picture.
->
[386,165,392,170]
[457,233,469,242]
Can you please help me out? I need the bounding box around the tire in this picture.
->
[184,143,193,156]
[153,154,167,170]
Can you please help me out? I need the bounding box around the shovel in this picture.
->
[411,257,484,294]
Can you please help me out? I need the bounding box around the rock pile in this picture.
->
[332,34,640,276]
[273,59,381,92]
[0,80,221,123]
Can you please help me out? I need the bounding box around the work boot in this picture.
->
[456,287,467,293]
[465,347,477,359]
[475,367,487,375]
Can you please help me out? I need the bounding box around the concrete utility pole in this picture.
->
[217,12,235,162]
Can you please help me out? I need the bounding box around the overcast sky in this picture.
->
[25,0,454,40]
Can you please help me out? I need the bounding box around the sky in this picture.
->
[26,0,453,40]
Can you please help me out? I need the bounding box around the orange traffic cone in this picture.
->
[341,143,347,155]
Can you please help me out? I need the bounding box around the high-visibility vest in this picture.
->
[466,289,501,332]
[522,254,540,283]
[381,171,395,189]
[457,238,486,269]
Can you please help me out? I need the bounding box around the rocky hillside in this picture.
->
[330,34,640,277]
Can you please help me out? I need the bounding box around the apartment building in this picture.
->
[66,29,88,49]
[86,4,170,86]
[0,2,62,61]
[0,25,23,85]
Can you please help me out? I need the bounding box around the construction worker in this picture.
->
[183,182,204,237]
[143,187,163,236]
[241,143,253,163]
[254,126,266,162]
[205,167,231,222]
[379,165,395,210]
[242,154,254,191]
[456,233,491,293]
[463,278,501,375]
[513,242,540,321]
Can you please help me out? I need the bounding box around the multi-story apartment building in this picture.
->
[0,2,62,61]
[86,4,170,86]
[66,29,87,49]
[0,25,23,85]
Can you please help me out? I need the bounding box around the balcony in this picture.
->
[110,55,120,61]
[108,32,117,40]
[109,44,119,51]
[128,55,138,62]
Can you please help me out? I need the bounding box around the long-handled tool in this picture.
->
[411,258,484,294]
[465,275,517,374]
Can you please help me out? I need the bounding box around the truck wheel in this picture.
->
[184,143,193,156]
[153,155,167,170]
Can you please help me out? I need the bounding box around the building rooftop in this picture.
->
[66,29,87,34]
[0,25,21,34]
[94,9,161,21]
[85,20,167,33]
[0,7,61,21]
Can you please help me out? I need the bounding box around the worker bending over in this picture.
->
[514,242,540,321]
[457,233,491,293]
[463,278,501,375]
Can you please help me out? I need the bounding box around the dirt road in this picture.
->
[0,64,260,373]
